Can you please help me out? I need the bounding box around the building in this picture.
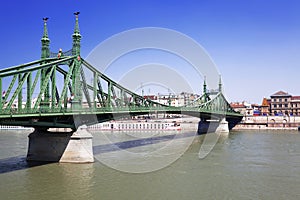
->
[156,94,180,106]
[269,91,300,116]
[270,91,291,116]
[291,96,300,116]
[251,103,260,116]
[230,101,252,116]
[260,97,270,116]
[145,92,200,107]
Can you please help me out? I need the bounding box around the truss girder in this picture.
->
[0,56,241,129]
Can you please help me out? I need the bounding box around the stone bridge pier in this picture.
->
[26,126,94,163]
[198,117,229,134]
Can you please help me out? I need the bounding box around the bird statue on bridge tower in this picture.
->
[43,17,49,23]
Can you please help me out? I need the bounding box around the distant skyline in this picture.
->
[0,0,299,104]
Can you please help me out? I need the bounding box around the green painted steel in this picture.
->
[0,13,242,130]
[41,17,50,59]
[5,73,29,113]
[26,72,32,111]
[72,12,81,56]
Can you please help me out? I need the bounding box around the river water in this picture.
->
[1,129,300,200]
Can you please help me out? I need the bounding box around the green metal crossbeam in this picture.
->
[0,57,59,74]
[5,73,29,112]
[30,69,41,97]
[3,74,17,103]
[80,66,92,108]
[57,61,75,108]
[33,66,55,111]
[0,56,75,78]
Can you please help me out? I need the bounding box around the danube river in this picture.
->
[1,129,300,200]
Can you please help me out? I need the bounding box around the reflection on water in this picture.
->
[1,130,300,199]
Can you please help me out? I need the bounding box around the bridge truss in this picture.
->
[0,14,242,130]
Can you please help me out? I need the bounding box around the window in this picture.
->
[279,104,282,108]
[279,99,282,102]
[273,104,277,108]
[285,104,288,108]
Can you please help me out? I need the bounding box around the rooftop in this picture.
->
[271,91,291,97]
[261,97,270,107]
[230,103,246,109]
[291,96,300,101]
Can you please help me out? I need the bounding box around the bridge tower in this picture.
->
[197,75,229,134]
[202,76,209,102]
[40,17,51,110]
[41,17,50,59]
[27,13,94,163]
[71,12,82,111]
[72,12,81,55]
[218,75,222,93]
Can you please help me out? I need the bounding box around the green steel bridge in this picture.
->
[0,14,242,131]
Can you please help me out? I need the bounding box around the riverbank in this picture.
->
[234,115,300,130]
[232,124,298,131]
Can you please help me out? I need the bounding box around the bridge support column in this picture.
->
[215,118,229,133]
[26,126,94,163]
[198,117,229,134]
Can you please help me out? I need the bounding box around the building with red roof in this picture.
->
[260,97,270,116]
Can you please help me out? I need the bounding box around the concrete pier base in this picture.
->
[215,118,229,133]
[27,126,94,163]
[198,118,229,134]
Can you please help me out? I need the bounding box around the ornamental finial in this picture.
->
[73,12,80,34]
[72,12,81,55]
[41,17,50,59]
[43,17,49,23]
[219,74,222,93]
[42,17,49,39]
[203,76,207,94]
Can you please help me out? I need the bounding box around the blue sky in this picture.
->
[0,0,299,103]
